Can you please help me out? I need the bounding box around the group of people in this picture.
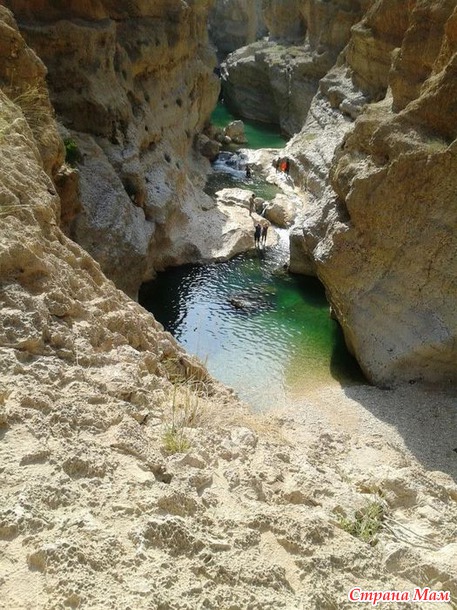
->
[254,222,268,248]
[249,193,269,248]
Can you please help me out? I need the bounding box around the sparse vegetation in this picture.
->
[8,84,51,136]
[0,204,29,218]
[425,136,448,153]
[162,427,192,454]
[337,500,386,545]
[64,137,80,166]
[161,381,203,454]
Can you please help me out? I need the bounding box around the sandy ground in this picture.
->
[278,380,457,481]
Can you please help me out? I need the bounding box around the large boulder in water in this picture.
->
[224,120,248,145]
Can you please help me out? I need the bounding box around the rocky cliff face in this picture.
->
[221,0,365,135]
[2,10,457,608]
[285,0,457,385]
[4,0,220,297]
[209,0,267,60]
[220,0,457,386]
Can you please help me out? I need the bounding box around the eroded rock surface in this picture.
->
[1,6,457,610]
[221,0,365,136]
[4,0,220,296]
[209,0,267,60]
[221,0,457,385]
[284,0,457,385]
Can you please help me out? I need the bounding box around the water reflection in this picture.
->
[139,245,363,411]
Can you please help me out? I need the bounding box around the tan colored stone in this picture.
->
[2,6,457,610]
[209,0,266,59]
[5,0,220,295]
[276,0,457,384]
[222,0,365,135]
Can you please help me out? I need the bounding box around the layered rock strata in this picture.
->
[4,0,220,297]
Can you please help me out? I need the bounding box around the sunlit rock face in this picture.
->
[5,0,220,297]
[221,0,365,136]
[285,0,457,385]
[208,0,267,60]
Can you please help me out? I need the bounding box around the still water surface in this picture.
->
[211,102,286,150]
[140,238,363,411]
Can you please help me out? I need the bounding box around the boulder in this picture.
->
[263,194,297,227]
[154,187,279,267]
[223,120,247,144]
[196,134,222,161]
[214,187,256,210]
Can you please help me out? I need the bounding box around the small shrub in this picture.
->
[161,384,199,454]
[162,427,191,454]
[10,85,50,135]
[64,137,80,166]
[338,501,385,545]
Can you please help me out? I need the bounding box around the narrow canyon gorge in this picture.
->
[1,1,456,608]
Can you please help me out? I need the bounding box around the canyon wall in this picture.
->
[208,0,267,60]
[221,0,365,135]
[221,0,457,386]
[4,0,220,297]
[2,9,457,609]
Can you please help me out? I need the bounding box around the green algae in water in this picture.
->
[212,102,286,150]
[139,250,364,411]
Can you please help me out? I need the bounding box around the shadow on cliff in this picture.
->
[343,381,457,481]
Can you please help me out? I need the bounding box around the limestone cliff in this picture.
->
[4,0,220,297]
[220,0,457,385]
[2,10,457,609]
[209,0,267,60]
[285,0,457,385]
[221,0,365,135]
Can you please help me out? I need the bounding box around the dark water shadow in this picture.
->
[139,264,207,333]
[329,323,366,386]
[290,274,366,386]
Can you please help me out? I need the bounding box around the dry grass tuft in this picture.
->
[337,499,386,545]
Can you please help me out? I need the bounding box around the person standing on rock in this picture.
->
[279,158,290,175]
[249,193,255,215]
[261,223,269,247]
[254,223,261,248]
[245,164,252,179]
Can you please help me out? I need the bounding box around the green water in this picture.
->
[139,247,363,411]
[204,169,282,200]
[212,102,286,150]
[139,101,362,410]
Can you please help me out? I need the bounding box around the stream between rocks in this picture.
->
[140,102,363,410]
